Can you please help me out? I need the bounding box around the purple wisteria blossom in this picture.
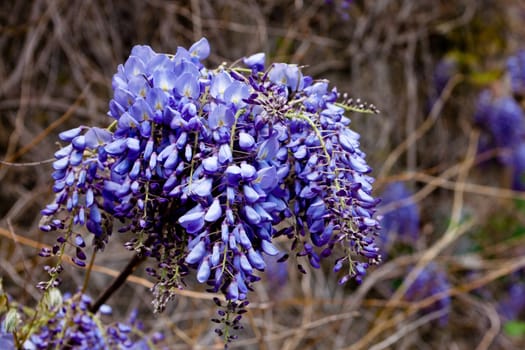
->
[21,292,161,350]
[405,263,451,326]
[474,92,525,163]
[507,50,525,97]
[39,38,381,341]
[474,88,525,190]
[497,270,525,321]
[379,182,419,243]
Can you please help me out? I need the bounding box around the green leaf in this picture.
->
[504,320,525,337]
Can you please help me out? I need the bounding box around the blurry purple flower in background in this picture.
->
[497,270,525,321]
[507,50,525,97]
[433,58,457,97]
[498,283,525,321]
[511,142,525,191]
[474,92,525,163]
[473,88,525,189]
[263,254,288,297]
[405,263,451,326]
[379,182,420,245]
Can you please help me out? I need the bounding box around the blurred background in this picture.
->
[1,0,525,349]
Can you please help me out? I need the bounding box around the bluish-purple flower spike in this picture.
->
[23,292,159,349]
[474,87,525,191]
[405,263,451,326]
[507,50,525,96]
[474,91,525,164]
[379,182,420,244]
[40,38,381,320]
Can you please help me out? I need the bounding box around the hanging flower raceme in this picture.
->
[39,37,381,342]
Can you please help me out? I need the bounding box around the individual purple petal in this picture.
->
[69,150,83,166]
[243,53,265,71]
[210,72,233,100]
[237,226,252,249]
[185,144,193,161]
[240,163,256,181]
[126,138,141,153]
[356,188,375,203]
[211,243,221,266]
[349,154,370,173]
[339,129,358,153]
[59,127,83,141]
[247,248,265,270]
[149,152,157,169]
[89,205,102,224]
[72,257,86,267]
[224,80,250,107]
[225,165,242,185]
[72,135,86,150]
[185,240,207,264]
[306,199,326,220]
[268,63,303,91]
[105,138,128,155]
[204,198,222,222]
[41,203,59,216]
[227,280,239,300]
[84,127,112,149]
[299,184,319,199]
[157,144,176,162]
[218,144,233,164]
[129,159,141,179]
[257,135,279,161]
[174,72,200,99]
[243,185,260,203]
[54,144,73,159]
[333,259,344,272]
[255,166,278,192]
[254,204,273,222]
[189,177,213,197]
[221,221,229,243]
[203,156,219,173]
[311,222,333,247]
[189,37,210,60]
[261,240,279,256]
[244,205,261,224]
[99,304,113,315]
[113,157,132,175]
[239,132,255,150]
[152,69,177,92]
[239,253,253,274]
[86,188,94,207]
[75,234,86,247]
[53,157,69,170]
[164,151,179,169]
[293,145,307,159]
[197,258,211,282]
[179,210,205,234]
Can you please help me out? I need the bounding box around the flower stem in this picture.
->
[81,250,97,294]
[89,253,146,313]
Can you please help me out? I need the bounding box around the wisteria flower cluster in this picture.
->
[379,182,419,243]
[38,37,381,340]
[377,184,450,326]
[0,283,161,350]
[474,50,525,190]
[405,263,451,326]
